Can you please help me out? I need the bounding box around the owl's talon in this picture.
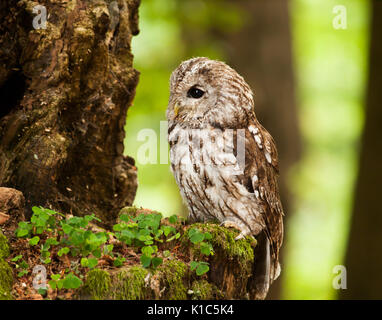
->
[221,221,248,240]
[235,232,246,241]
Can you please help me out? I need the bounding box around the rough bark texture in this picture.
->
[0,0,139,225]
[340,1,382,299]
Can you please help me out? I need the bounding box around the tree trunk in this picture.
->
[0,0,140,225]
[339,0,382,299]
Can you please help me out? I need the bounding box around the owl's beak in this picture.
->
[174,104,180,116]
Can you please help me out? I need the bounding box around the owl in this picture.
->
[167,57,284,300]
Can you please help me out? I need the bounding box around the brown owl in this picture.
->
[167,57,284,300]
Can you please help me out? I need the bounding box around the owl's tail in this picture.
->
[249,232,280,300]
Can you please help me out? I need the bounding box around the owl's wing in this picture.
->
[240,123,284,281]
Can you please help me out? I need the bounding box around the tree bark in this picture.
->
[0,0,140,225]
[339,0,382,299]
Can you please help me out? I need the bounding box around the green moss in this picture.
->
[0,232,12,300]
[112,266,148,300]
[0,261,13,300]
[158,260,188,300]
[83,266,150,300]
[84,268,111,300]
[118,206,138,217]
[190,280,216,300]
[182,223,255,275]
[0,232,10,259]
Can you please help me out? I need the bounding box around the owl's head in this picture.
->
[167,57,255,128]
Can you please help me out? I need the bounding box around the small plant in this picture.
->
[190,261,210,276]
[187,227,214,276]
[17,260,30,277]
[14,207,110,292]
[113,212,181,269]
[16,206,59,238]
[12,206,218,297]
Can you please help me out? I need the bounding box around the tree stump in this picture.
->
[0,0,140,225]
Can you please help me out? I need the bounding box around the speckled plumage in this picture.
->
[167,57,284,299]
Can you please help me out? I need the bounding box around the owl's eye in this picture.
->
[187,87,205,99]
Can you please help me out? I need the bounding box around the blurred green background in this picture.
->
[124,0,371,299]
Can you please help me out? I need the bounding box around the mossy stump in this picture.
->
[80,223,256,300]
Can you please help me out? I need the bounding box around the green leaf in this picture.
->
[121,229,135,239]
[189,232,204,244]
[45,238,59,246]
[87,258,98,269]
[48,280,57,290]
[141,246,154,257]
[162,225,174,237]
[92,248,101,258]
[190,261,198,271]
[58,247,70,257]
[61,223,73,234]
[17,270,28,277]
[16,228,29,238]
[113,257,126,267]
[204,232,212,240]
[51,274,61,281]
[62,273,83,289]
[11,255,22,262]
[103,244,114,256]
[37,288,47,296]
[154,229,164,238]
[196,263,209,276]
[57,279,64,289]
[168,215,178,224]
[151,257,163,268]
[41,250,51,259]
[43,258,52,264]
[138,234,152,242]
[200,242,214,256]
[31,206,44,215]
[29,236,40,246]
[113,223,123,232]
[80,258,89,267]
[119,214,132,223]
[188,228,198,237]
[140,254,152,268]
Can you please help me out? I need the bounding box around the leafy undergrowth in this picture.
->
[6,206,216,300]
